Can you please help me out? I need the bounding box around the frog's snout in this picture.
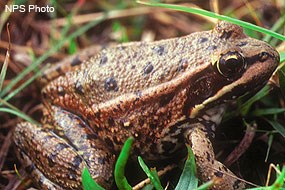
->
[264,44,280,65]
[258,50,280,66]
[273,50,280,65]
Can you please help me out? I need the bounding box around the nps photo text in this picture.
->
[5,5,55,13]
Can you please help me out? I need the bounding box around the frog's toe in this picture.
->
[185,127,245,190]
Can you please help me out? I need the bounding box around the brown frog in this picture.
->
[13,21,279,190]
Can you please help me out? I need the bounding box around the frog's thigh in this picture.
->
[13,120,115,189]
[185,126,245,190]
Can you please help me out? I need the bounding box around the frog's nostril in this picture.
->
[258,52,270,62]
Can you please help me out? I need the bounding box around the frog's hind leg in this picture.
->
[13,110,115,189]
[184,123,245,190]
[13,137,63,190]
[14,122,78,190]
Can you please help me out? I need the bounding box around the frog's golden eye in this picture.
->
[216,51,246,78]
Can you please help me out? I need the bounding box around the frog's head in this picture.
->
[189,21,279,117]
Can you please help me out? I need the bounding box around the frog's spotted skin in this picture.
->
[13,21,279,190]
[39,45,112,86]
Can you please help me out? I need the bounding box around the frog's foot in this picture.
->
[13,119,115,189]
[185,126,245,190]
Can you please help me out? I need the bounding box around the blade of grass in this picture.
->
[195,180,214,190]
[251,108,285,117]
[279,52,285,99]
[279,69,285,100]
[0,13,107,98]
[0,23,11,91]
[264,119,285,138]
[82,167,105,190]
[175,146,198,190]
[240,85,271,116]
[0,1,91,123]
[141,184,154,190]
[0,99,39,124]
[3,65,48,103]
[0,50,9,91]
[265,133,273,162]
[280,52,285,63]
[270,167,285,189]
[247,166,285,190]
[114,137,133,190]
[263,14,285,43]
[150,170,162,188]
[138,156,163,190]
[137,1,285,41]
[50,0,79,53]
[0,107,37,124]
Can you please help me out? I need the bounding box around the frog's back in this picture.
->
[44,34,208,100]
[43,23,235,106]
[42,21,278,127]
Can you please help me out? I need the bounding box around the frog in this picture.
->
[13,21,279,190]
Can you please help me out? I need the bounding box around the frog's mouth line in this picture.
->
[190,82,264,118]
[189,55,277,118]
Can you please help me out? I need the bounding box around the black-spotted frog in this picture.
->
[13,21,279,190]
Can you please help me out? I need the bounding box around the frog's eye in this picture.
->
[216,51,246,78]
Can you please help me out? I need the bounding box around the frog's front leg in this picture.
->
[184,123,245,190]
[13,106,115,189]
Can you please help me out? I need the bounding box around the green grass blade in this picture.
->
[0,14,107,98]
[264,119,285,138]
[150,170,162,188]
[137,1,285,41]
[0,107,37,124]
[3,65,48,103]
[0,99,39,124]
[271,167,285,189]
[246,167,285,190]
[55,4,79,54]
[5,2,78,105]
[175,146,198,190]
[263,14,285,42]
[141,184,155,190]
[82,167,105,190]
[138,156,163,190]
[195,180,214,190]
[114,137,133,190]
[279,53,285,99]
[240,85,271,115]
[0,50,9,91]
[251,108,285,117]
[265,133,274,162]
[279,68,285,99]
[280,52,285,63]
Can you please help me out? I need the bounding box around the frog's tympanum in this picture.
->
[13,21,279,190]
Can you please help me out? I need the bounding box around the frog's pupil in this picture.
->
[218,51,245,78]
[226,58,240,72]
